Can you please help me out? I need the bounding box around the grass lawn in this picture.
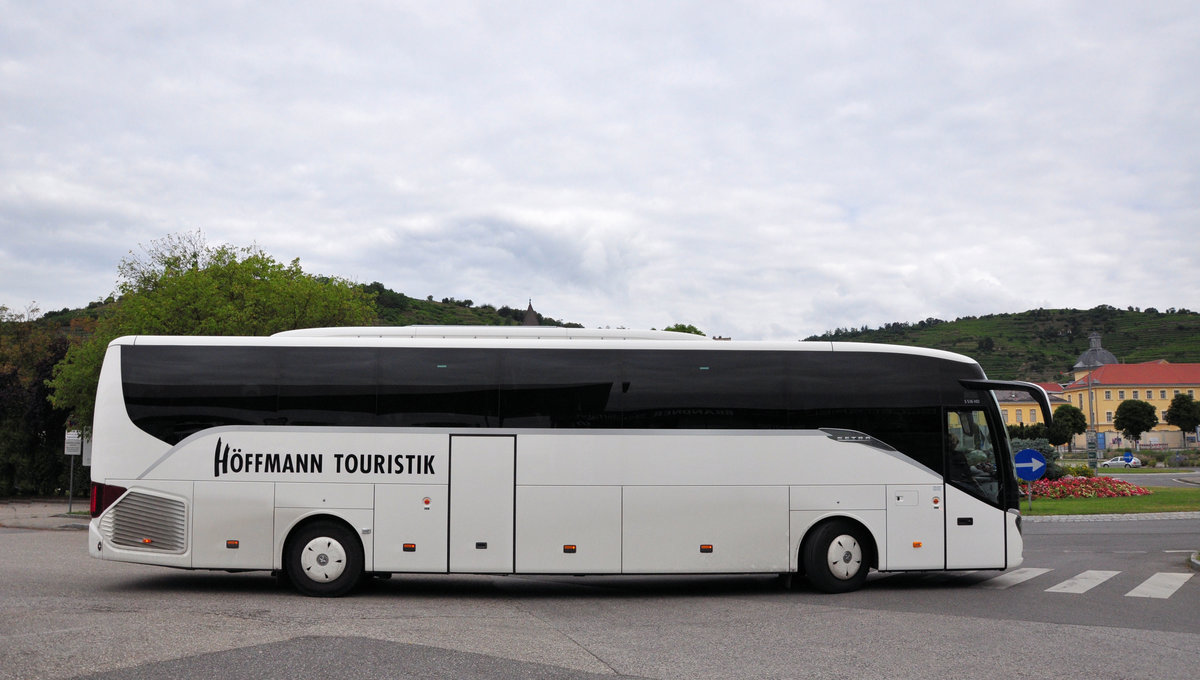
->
[1023,485,1200,516]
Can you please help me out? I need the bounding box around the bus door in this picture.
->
[944,410,1007,569]
[449,435,515,573]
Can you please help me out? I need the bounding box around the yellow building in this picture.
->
[1059,334,1200,449]
[996,384,1069,427]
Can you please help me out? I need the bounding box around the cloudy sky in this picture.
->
[3,2,1197,339]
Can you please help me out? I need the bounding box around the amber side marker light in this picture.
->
[141,538,153,545]
[912,541,923,548]
[403,544,416,552]
[700,544,714,553]
[226,540,239,549]
[563,545,577,553]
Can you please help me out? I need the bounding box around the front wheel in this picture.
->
[802,520,871,593]
[285,520,364,597]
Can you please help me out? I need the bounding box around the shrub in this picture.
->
[1061,464,1094,477]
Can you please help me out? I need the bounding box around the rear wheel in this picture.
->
[803,520,870,593]
[285,520,363,597]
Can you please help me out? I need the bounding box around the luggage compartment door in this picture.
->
[449,435,515,573]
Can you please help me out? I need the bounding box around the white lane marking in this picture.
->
[1045,570,1120,594]
[1125,572,1194,599]
[979,567,1052,589]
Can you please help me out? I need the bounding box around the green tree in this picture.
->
[1163,393,1200,435]
[48,232,377,429]
[662,323,705,336]
[0,305,72,496]
[1006,423,1048,441]
[1112,399,1158,449]
[1047,403,1088,452]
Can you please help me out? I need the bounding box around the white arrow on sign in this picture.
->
[1015,458,1045,475]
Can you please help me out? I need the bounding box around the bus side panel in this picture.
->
[885,484,945,570]
[193,481,274,569]
[515,485,622,573]
[790,485,885,512]
[622,485,789,573]
[373,484,449,572]
[515,432,936,487]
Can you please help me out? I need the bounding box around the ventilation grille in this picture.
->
[100,491,187,553]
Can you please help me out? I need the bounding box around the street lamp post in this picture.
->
[1086,368,1098,468]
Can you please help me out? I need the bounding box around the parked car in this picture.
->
[1100,455,1142,468]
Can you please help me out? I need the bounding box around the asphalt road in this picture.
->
[1,520,1196,680]
[1101,469,1200,488]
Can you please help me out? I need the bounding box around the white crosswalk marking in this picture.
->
[972,567,1193,600]
[979,567,1052,589]
[1045,570,1120,593]
[1125,573,1194,599]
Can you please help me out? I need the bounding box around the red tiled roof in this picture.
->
[1065,362,1200,389]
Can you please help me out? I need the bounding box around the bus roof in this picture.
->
[271,325,708,341]
[110,327,979,365]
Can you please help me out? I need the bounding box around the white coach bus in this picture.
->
[87,326,1051,597]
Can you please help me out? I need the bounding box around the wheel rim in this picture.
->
[300,536,348,583]
[826,534,863,580]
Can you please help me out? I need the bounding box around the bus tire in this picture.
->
[284,519,364,597]
[803,519,870,593]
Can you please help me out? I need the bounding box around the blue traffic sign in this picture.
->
[1123,451,1134,463]
[1013,448,1047,481]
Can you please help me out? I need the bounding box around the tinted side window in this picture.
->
[498,349,624,427]
[122,344,982,465]
[784,352,977,474]
[620,350,789,429]
[793,406,944,474]
[377,348,499,427]
[277,348,378,427]
[123,345,278,444]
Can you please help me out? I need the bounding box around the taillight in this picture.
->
[90,482,127,518]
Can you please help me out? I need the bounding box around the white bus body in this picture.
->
[88,329,1049,596]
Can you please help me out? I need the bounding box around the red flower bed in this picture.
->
[1030,476,1151,499]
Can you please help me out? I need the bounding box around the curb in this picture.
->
[1023,511,1200,522]
[1191,552,1200,572]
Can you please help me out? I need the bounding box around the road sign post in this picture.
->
[1013,448,1047,513]
[64,431,83,514]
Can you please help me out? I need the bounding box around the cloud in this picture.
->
[1,1,1198,339]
